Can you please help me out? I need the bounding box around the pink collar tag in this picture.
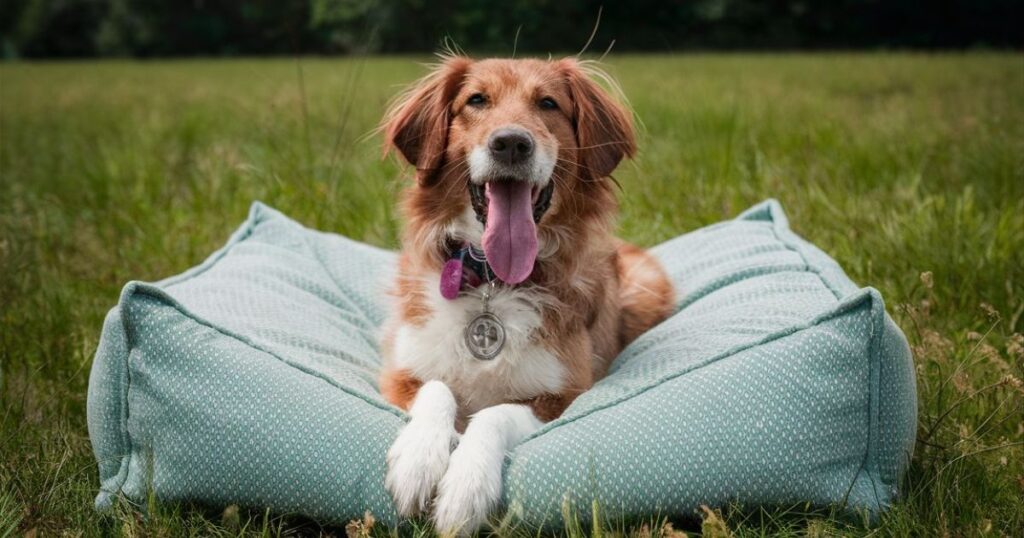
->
[440,252,465,300]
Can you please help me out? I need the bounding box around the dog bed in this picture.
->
[87,200,916,528]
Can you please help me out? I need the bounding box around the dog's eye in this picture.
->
[539,97,558,110]
[467,93,487,106]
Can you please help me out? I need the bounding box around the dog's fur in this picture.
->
[377,56,674,534]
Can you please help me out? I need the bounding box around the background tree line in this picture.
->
[3,0,1022,58]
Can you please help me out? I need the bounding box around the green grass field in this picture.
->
[2,54,1022,536]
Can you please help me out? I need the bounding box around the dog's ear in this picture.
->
[383,56,472,186]
[560,59,636,180]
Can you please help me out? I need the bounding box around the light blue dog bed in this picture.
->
[87,200,916,528]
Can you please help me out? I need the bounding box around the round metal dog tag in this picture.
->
[464,312,505,360]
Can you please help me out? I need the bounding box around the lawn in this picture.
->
[1,53,1022,536]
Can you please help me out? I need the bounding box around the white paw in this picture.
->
[432,403,541,535]
[431,439,503,535]
[385,381,459,517]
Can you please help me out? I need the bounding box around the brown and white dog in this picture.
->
[377,56,674,534]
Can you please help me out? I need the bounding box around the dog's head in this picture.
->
[384,56,635,284]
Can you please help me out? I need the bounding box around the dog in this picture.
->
[377,55,674,534]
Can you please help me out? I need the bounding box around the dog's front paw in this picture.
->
[385,381,459,517]
[431,438,503,536]
[431,404,543,535]
[433,406,531,534]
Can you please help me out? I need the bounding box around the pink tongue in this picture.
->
[482,181,537,284]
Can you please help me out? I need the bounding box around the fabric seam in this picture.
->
[770,199,888,508]
[104,204,263,504]
[867,295,885,505]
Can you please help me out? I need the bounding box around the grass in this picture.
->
[1,53,1022,536]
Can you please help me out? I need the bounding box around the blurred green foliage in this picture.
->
[2,0,1022,59]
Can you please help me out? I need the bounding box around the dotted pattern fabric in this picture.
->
[87,200,916,528]
[87,203,403,524]
[504,201,916,527]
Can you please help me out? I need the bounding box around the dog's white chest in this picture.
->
[390,276,566,415]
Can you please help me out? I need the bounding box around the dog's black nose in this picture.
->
[488,128,534,165]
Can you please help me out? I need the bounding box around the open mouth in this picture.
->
[467,179,554,284]
[469,180,553,226]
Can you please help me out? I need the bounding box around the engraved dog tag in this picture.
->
[464,312,505,360]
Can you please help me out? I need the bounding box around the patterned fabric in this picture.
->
[87,200,916,528]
